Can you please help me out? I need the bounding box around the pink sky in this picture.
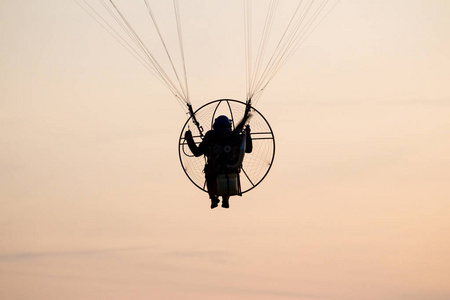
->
[1,1,450,299]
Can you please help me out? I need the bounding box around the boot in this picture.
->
[221,196,229,208]
[211,197,219,209]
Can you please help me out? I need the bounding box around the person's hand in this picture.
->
[245,125,251,134]
[185,130,192,139]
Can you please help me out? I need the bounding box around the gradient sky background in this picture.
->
[1,1,450,299]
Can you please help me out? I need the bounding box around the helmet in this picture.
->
[213,115,231,131]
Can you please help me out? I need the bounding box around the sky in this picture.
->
[1,0,450,299]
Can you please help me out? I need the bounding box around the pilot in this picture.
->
[185,115,252,209]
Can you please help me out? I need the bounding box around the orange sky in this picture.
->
[1,1,450,299]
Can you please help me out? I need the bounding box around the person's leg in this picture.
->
[205,168,219,209]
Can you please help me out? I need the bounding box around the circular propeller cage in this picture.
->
[178,99,275,194]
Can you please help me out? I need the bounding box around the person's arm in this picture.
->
[185,130,212,157]
[234,112,252,134]
[245,125,252,153]
[185,130,204,157]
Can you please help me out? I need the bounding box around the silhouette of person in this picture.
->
[185,115,252,209]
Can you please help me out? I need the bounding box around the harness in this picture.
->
[206,131,247,196]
